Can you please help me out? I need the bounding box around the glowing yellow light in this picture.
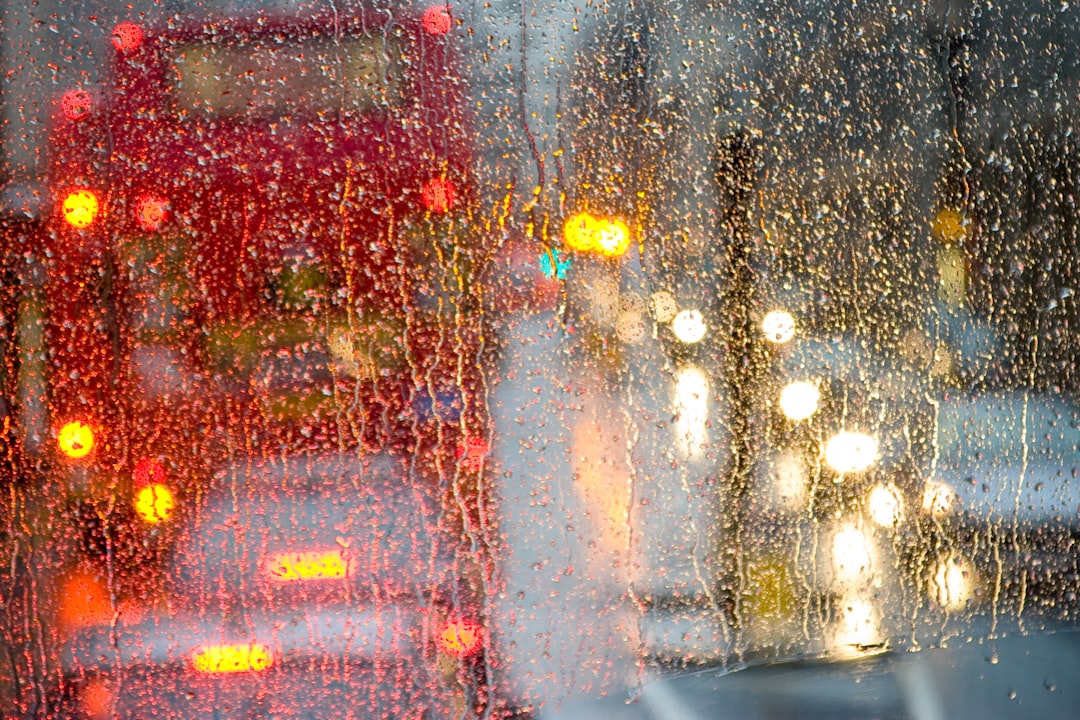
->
[192,643,273,673]
[562,212,631,256]
[134,484,174,524]
[594,219,631,257]
[650,290,678,323]
[832,524,872,582]
[867,484,904,527]
[824,431,878,474]
[265,549,352,582]
[921,481,957,519]
[779,381,820,421]
[932,208,969,244]
[762,310,796,343]
[671,308,706,343]
[62,190,100,228]
[931,556,973,611]
[564,212,597,252]
[57,420,95,459]
[437,618,482,657]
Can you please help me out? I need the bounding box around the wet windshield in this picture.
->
[1,0,1079,717]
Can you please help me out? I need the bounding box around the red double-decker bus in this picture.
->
[39,0,492,679]
[35,6,501,717]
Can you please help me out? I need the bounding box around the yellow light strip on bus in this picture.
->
[192,643,273,673]
[265,549,352,582]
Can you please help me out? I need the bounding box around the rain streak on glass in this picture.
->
[1,1,1080,718]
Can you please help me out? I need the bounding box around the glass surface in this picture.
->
[1,0,1079,718]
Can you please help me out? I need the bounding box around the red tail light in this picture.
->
[455,437,489,472]
[132,456,166,487]
[57,569,112,637]
[422,5,453,35]
[437,618,482,657]
[111,22,144,54]
[421,178,456,213]
[61,89,94,121]
[81,678,114,720]
[134,195,169,231]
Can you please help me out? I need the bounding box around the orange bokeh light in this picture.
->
[134,195,169,231]
[192,643,274,673]
[82,678,114,720]
[421,178,456,213]
[437,617,482,657]
[57,420,95,459]
[111,22,144,54]
[57,569,112,635]
[62,190,100,229]
[422,5,453,35]
[61,89,94,121]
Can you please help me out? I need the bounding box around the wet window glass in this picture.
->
[2,1,1080,718]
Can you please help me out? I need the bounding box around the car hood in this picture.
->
[542,629,1080,720]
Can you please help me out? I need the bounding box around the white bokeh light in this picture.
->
[867,484,903,527]
[671,309,706,343]
[932,556,974,611]
[824,431,878,474]
[779,381,820,421]
[832,524,873,582]
[762,309,796,343]
[921,481,958,518]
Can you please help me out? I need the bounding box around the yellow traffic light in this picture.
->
[563,212,631,257]
[62,190,100,229]
[134,483,175,524]
[57,420,95,459]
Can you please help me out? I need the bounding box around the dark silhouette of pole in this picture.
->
[713,131,765,633]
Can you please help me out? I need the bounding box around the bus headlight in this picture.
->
[931,555,974,611]
[824,431,878,474]
[867,484,903,527]
[832,524,873,582]
[779,381,820,421]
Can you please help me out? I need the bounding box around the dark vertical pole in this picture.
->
[713,131,764,633]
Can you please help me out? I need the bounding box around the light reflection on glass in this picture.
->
[673,366,709,458]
